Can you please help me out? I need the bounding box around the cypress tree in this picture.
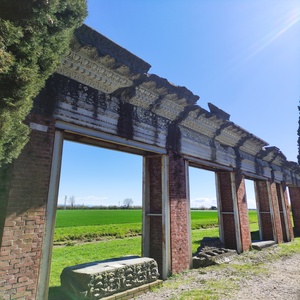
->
[298,103,300,164]
[0,0,87,166]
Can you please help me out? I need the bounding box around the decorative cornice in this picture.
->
[57,43,135,94]
[75,24,151,74]
[52,24,300,184]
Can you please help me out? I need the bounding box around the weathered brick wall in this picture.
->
[234,171,251,251]
[217,171,251,252]
[288,186,300,236]
[0,114,55,300]
[255,181,274,240]
[270,182,283,243]
[147,156,163,276]
[168,151,190,274]
[216,172,237,250]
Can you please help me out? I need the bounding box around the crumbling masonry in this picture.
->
[1,24,300,299]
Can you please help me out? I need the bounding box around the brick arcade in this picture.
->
[1,24,300,299]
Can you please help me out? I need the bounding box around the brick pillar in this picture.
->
[288,186,300,236]
[234,170,251,252]
[254,181,274,240]
[281,182,294,241]
[143,156,163,276]
[216,170,251,253]
[168,151,190,274]
[216,172,238,250]
[269,181,283,243]
[0,114,55,300]
[143,155,170,279]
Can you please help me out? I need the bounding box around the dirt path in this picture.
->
[136,246,300,300]
[231,254,300,299]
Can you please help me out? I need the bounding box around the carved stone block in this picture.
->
[193,237,237,268]
[60,256,159,299]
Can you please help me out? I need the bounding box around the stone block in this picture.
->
[61,256,159,299]
[193,237,237,268]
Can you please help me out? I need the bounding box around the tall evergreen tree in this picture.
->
[298,103,300,164]
[0,0,87,166]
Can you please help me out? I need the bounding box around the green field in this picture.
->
[49,209,259,296]
[54,209,258,243]
[55,209,142,227]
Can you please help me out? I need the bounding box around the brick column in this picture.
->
[254,181,274,240]
[0,114,55,300]
[168,151,190,274]
[143,155,170,279]
[216,170,251,253]
[234,170,251,252]
[216,172,237,250]
[269,181,283,243]
[143,156,163,276]
[288,186,300,236]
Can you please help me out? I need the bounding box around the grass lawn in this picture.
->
[48,209,261,299]
[55,209,142,227]
[54,210,258,243]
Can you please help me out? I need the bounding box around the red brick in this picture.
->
[0,114,54,299]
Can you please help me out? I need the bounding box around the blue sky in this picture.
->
[57,0,300,209]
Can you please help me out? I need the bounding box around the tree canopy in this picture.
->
[123,198,133,208]
[0,0,87,166]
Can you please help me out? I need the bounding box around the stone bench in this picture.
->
[60,256,160,299]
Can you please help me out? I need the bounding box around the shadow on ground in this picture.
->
[48,286,67,300]
[251,230,260,241]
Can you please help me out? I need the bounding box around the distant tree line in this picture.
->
[57,205,143,210]
[57,204,218,210]
[191,206,218,211]
[59,197,139,210]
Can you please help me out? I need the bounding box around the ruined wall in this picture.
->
[0,24,300,299]
[0,114,55,300]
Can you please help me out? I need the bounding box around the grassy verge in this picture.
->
[53,210,258,244]
[54,223,141,244]
[50,237,142,287]
[151,237,300,300]
[49,209,261,298]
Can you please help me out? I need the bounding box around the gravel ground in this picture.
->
[136,246,300,300]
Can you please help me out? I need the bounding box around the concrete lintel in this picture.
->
[56,121,167,154]
[185,155,233,172]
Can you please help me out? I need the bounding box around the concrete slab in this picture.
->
[252,240,277,250]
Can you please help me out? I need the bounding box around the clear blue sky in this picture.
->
[58,0,300,209]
